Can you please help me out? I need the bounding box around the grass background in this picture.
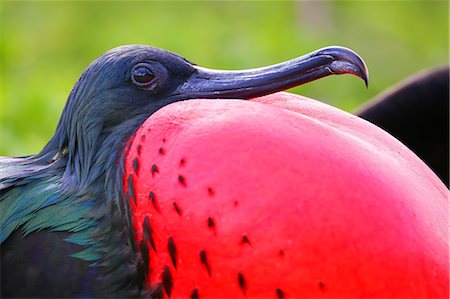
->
[0,0,448,156]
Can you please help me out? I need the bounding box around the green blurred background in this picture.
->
[0,1,448,156]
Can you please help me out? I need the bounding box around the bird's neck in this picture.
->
[0,111,148,296]
[41,113,148,197]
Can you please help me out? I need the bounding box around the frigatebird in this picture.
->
[0,45,368,297]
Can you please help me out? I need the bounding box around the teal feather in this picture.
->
[0,158,101,262]
[71,247,103,262]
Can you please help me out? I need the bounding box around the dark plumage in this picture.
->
[0,44,367,297]
[1,230,95,298]
[357,67,449,186]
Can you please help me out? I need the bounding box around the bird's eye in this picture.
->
[131,64,155,86]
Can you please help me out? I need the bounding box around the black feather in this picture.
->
[168,236,177,269]
[143,216,157,252]
[162,266,173,297]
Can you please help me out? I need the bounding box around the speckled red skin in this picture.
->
[124,92,448,298]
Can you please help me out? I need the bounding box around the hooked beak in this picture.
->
[171,46,368,100]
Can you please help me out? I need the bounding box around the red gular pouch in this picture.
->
[124,92,448,298]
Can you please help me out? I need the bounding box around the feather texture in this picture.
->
[0,156,98,258]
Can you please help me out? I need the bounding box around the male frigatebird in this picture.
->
[0,45,368,297]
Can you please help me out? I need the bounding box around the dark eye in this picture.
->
[131,63,155,86]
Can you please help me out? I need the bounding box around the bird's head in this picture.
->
[40,44,367,186]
